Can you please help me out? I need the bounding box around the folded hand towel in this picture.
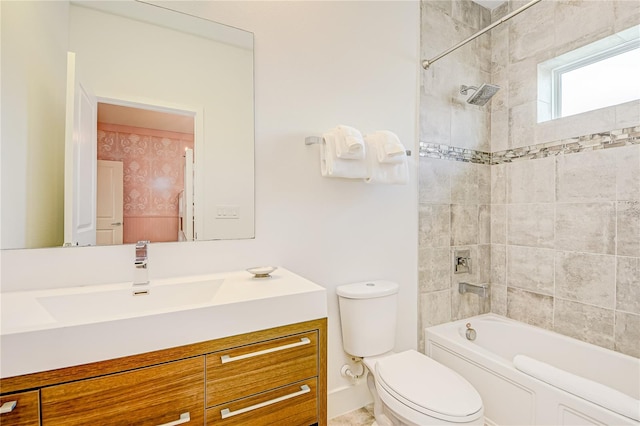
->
[364,131,409,184]
[367,130,406,164]
[334,125,365,160]
[321,130,368,179]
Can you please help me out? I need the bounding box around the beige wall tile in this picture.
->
[451,162,479,204]
[508,101,536,149]
[491,204,506,244]
[479,204,491,244]
[507,245,555,295]
[419,157,451,203]
[419,247,451,293]
[616,256,640,315]
[420,95,452,143]
[478,244,491,283]
[613,0,640,32]
[491,105,509,152]
[451,204,478,246]
[556,149,617,202]
[552,107,617,142]
[555,202,616,254]
[614,100,640,129]
[419,204,450,248]
[507,157,555,203]
[478,165,491,204]
[555,251,616,309]
[554,1,615,51]
[508,0,555,63]
[507,203,555,248]
[491,164,507,204]
[615,311,640,358]
[615,145,640,201]
[506,287,553,329]
[617,201,640,257]
[490,284,507,316]
[507,57,537,108]
[554,298,615,349]
[420,290,451,327]
[491,244,506,286]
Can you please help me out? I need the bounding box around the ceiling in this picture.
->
[98,103,195,134]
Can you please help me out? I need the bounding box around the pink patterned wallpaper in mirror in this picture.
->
[97,123,194,244]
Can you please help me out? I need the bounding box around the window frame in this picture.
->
[552,40,640,119]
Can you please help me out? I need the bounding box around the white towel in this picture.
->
[364,131,409,184]
[321,130,368,179]
[334,125,365,160]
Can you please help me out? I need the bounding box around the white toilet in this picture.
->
[337,281,484,426]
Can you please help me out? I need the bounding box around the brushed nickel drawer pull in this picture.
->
[156,412,190,426]
[220,337,311,364]
[220,385,311,419]
[0,401,17,414]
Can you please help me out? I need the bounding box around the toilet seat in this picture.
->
[375,350,483,423]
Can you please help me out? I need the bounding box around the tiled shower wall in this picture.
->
[419,0,640,357]
[418,0,493,351]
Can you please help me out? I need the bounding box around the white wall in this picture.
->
[0,1,420,418]
[0,1,68,249]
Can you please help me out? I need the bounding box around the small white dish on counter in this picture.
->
[246,266,277,278]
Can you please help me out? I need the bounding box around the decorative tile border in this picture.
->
[419,142,491,164]
[419,126,640,165]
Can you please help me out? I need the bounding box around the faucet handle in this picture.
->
[135,240,149,269]
[136,240,150,249]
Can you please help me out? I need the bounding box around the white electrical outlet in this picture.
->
[215,205,240,219]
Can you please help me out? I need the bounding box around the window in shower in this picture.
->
[555,43,639,118]
[538,25,640,121]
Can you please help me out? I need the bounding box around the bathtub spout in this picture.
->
[459,282,489,298]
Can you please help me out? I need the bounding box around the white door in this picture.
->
[183,148,194,241]
[64,52,97,247]
[96,160,124,245]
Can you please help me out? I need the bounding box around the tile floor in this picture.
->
[329,405,490,426]
[328,405,375,425]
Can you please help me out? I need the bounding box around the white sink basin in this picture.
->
[37,279,224,323]
[0,268,327,379]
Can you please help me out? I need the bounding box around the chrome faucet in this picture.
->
[133,240,150,285]
[458,282,489,298]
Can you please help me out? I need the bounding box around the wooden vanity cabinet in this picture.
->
[206,331,319,425]
[0,390,40,426]
[41,357,204,426]
[0,318,327,426]
[206,378,318,426]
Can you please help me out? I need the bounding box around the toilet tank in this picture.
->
[336,281,399,357]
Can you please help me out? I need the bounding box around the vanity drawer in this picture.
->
[206,378,317,426]
[41,357,204,425]
[206,331,317,407]
[0,390,40,426]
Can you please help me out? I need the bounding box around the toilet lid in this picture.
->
[375,350,482,419]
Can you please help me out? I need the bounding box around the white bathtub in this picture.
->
[425,314,640,426]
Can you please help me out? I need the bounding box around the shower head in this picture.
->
[460,83,501,106]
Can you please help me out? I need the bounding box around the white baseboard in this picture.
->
[327,382,373,420]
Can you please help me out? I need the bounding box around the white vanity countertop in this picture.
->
[0,267,327,379]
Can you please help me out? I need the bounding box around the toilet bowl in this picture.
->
[363,350,483,425]
[337,281,484,425]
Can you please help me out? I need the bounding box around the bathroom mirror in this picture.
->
[0,0,255,249]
